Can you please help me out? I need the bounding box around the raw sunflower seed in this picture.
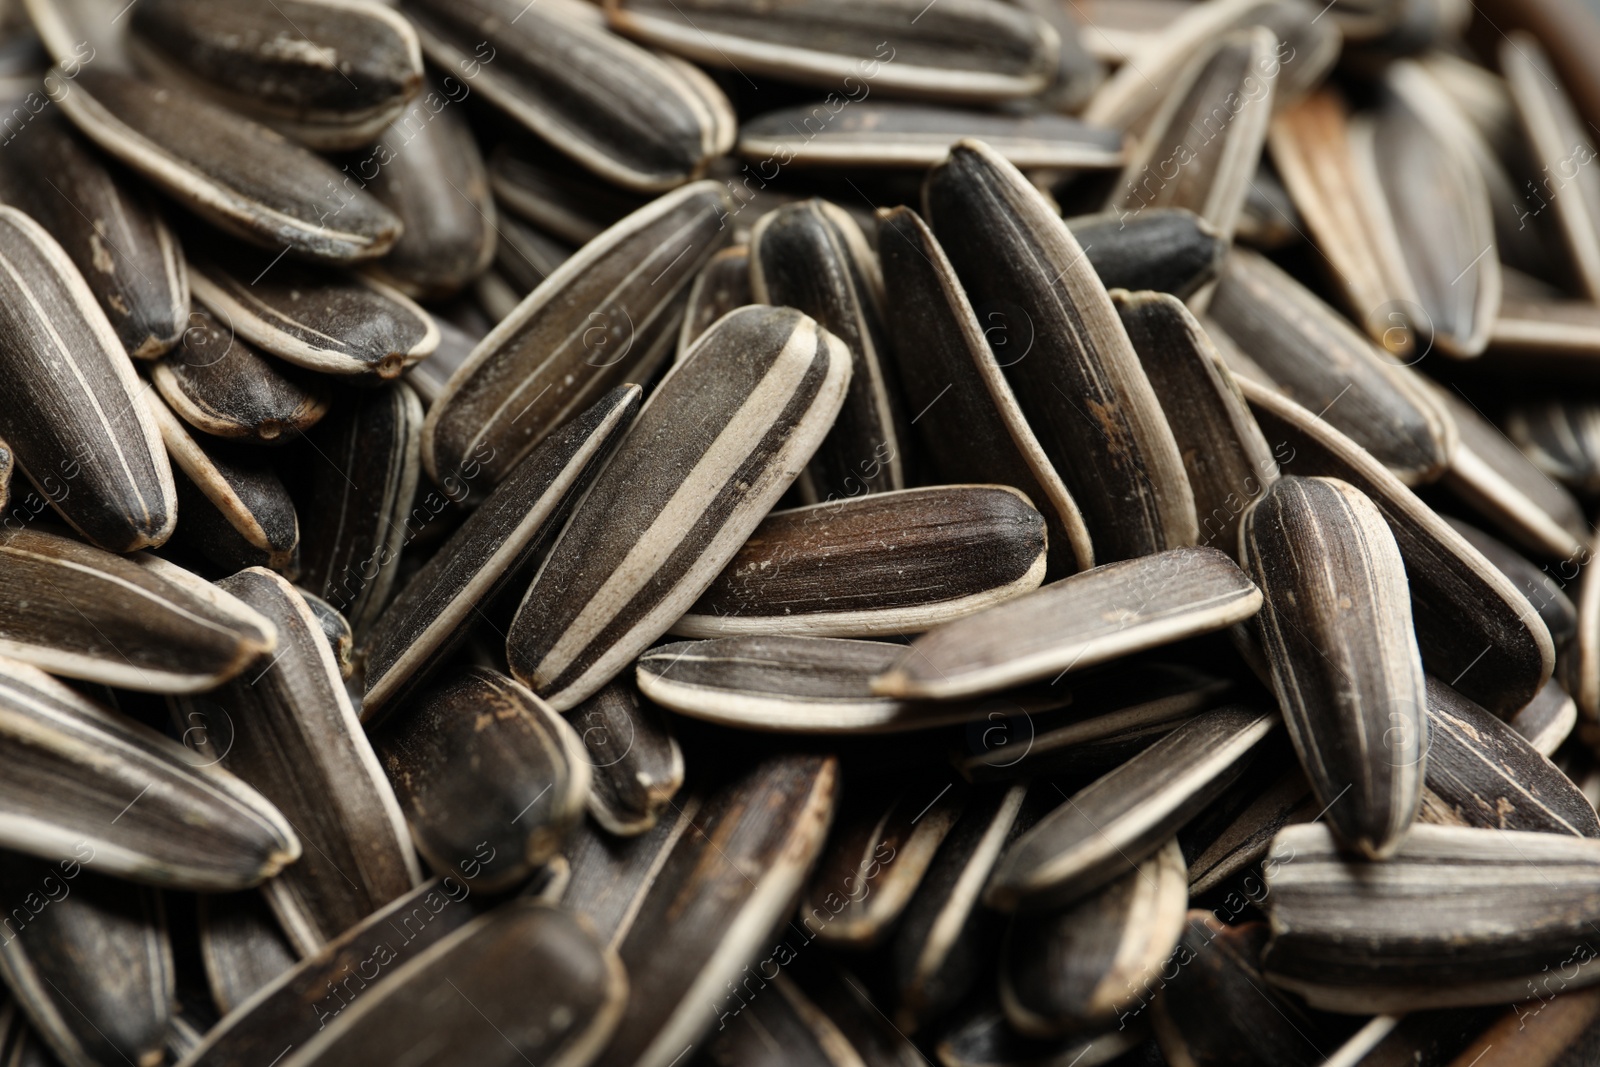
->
[0,109,188,359]
[404,0,733,191]
[672,485,1047,639]
[561,796,704,946]
[878,205,1092,578]
[0,526,275,691]
[362,385,640,720]
[1262,823,1600,1012]
[999,838,1187,1039]
[1445,517,1578,652]
[985,705,1277,911]
[604,0,1061,102]
[488,137,647,247]
[421,180,730,490]
[1068,208,1228,301]
[197,891,297,1017]
[189,257,439,380]
[296,587,354,681]
[749,198,909,499]
[374,667,591,892]
[677,244,750,358]
[926,139,1198,561]
[1506,399,1600,495]
[872,547,1262,702]
[1513,679,1578,757]
[738,102,1124,171]
[1241,474,1428,859]
[172,569,421,955]
[564,676,685,837]
[150,308,331,445]
[0,853,171,1067]
[0,205,176,552]
[506,304,852,712]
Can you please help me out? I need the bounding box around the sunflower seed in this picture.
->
[488,137,647,248]
[197,891,297,1017]
[405,0,732,191]
[374,667,590,892]
[1506,399,1600,495]
[0,656,298,889]
[492,211,571,296]
[591,753,837,1067]
[0,526,275,691]
[1514,679,1578,758]
[1068,208,1228,301]
[749,198,908,499]
[926,139,1198,560]
[605,0,1061,102]
[678,244,750,358]
[1444,518,1578,652]
[878,205,1092,578]
[1262,823,1600,1012]
[561,795,704,946]
[189,257,439,380]
[0,109,187,359]
[1186,767,1316,898]
[151,308,330,445]
[1242,378,1555,715]
[873,547,1261,702]
[673,486,1046,638]
[363,385,639,720]
[934,1000,1143,1067]
[421,179,729,490]
[506,304,852,712]
[987,705,1276,911]
[0,206,176,552]
[564,676,685,837]
[1000,838,1187,1039]
[54,69,401,262]
[296,381,423,640]
[0,853,171,1067]
[296,587,353,681]
[172,569,420,954]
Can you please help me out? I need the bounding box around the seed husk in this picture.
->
[564,676,685,837]
[1241,377,1555,715]
[374,667,591,892]
[878,205,1092,578]
[54,68,401,262]
[0,853,172,1067]
[0,205,176,552]
[1241,475,1427,859]
[0,108,188,359]
[673,485,1047,638]
[1186,766,1316,897]
[1069,208,1229,301]
[0,526,276,691]
[1262,823,1600,1012]
[488,137,647,247]
[873,547,1262,702]
[738,102,1124,170]
[987,705,1275,912]
[295,381,423,640]
[404,0,733,191]
[1207,247,1455,485]
[999,838,1187,1039]
[561,795,704,946]
[151,308,331,445]
[604,0,1061,102]
[421,180,730,490]
[590,753,837,1067]
[189,257,439,380]
[197,891,297,1017]
[1444,517,1578,652]
[1113,288,1279,557]
[1505,399,1600,495]
[363,385,640,721]
[749,198,908,499]
[172,569,420,955]
[678,245,751,358]
[926,139,1198,561]
[1513,679,1578,757]
[506,304,852,712]
[492,211,571,296]
[935,1000,1143,1067]
[296,587,354,681]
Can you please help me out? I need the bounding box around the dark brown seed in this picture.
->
[1069,208,1229,301]
[506,305,852,712]
[561,796,705,946]
[926,139,1197,561]
[564,677,685,837]
[1445,518,1578,652]
[678,244,750,358]
[374,667,590,892]
[198,891,297,1017]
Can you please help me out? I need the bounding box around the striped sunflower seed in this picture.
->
[1185,766,1316,897]
[1445,519,1580,655]
[492,211,571,296]
[403,315,481,411]
[1514,678,1578,757]
[126,0,424,151]
[421,180,730,490]
[0,205,176,552]
[1069,208,1228,301]
[878,205,1092,578]
[172,569,420,955]
[560,796,704,947]
[488,137,647,248]
[872,546,1262,702]
[564,677,685,837]
[0,657,298,889]
[505,304,852,712]
[672,485,1047,638]
[749,198,909,499]
[1241,474,1428,859]
[926,139,1198,560]
[677,244,751,358]
[374,667,591,892]
[197,891,297,1017]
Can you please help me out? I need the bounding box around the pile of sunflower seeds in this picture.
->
[4,0,1600,1062]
